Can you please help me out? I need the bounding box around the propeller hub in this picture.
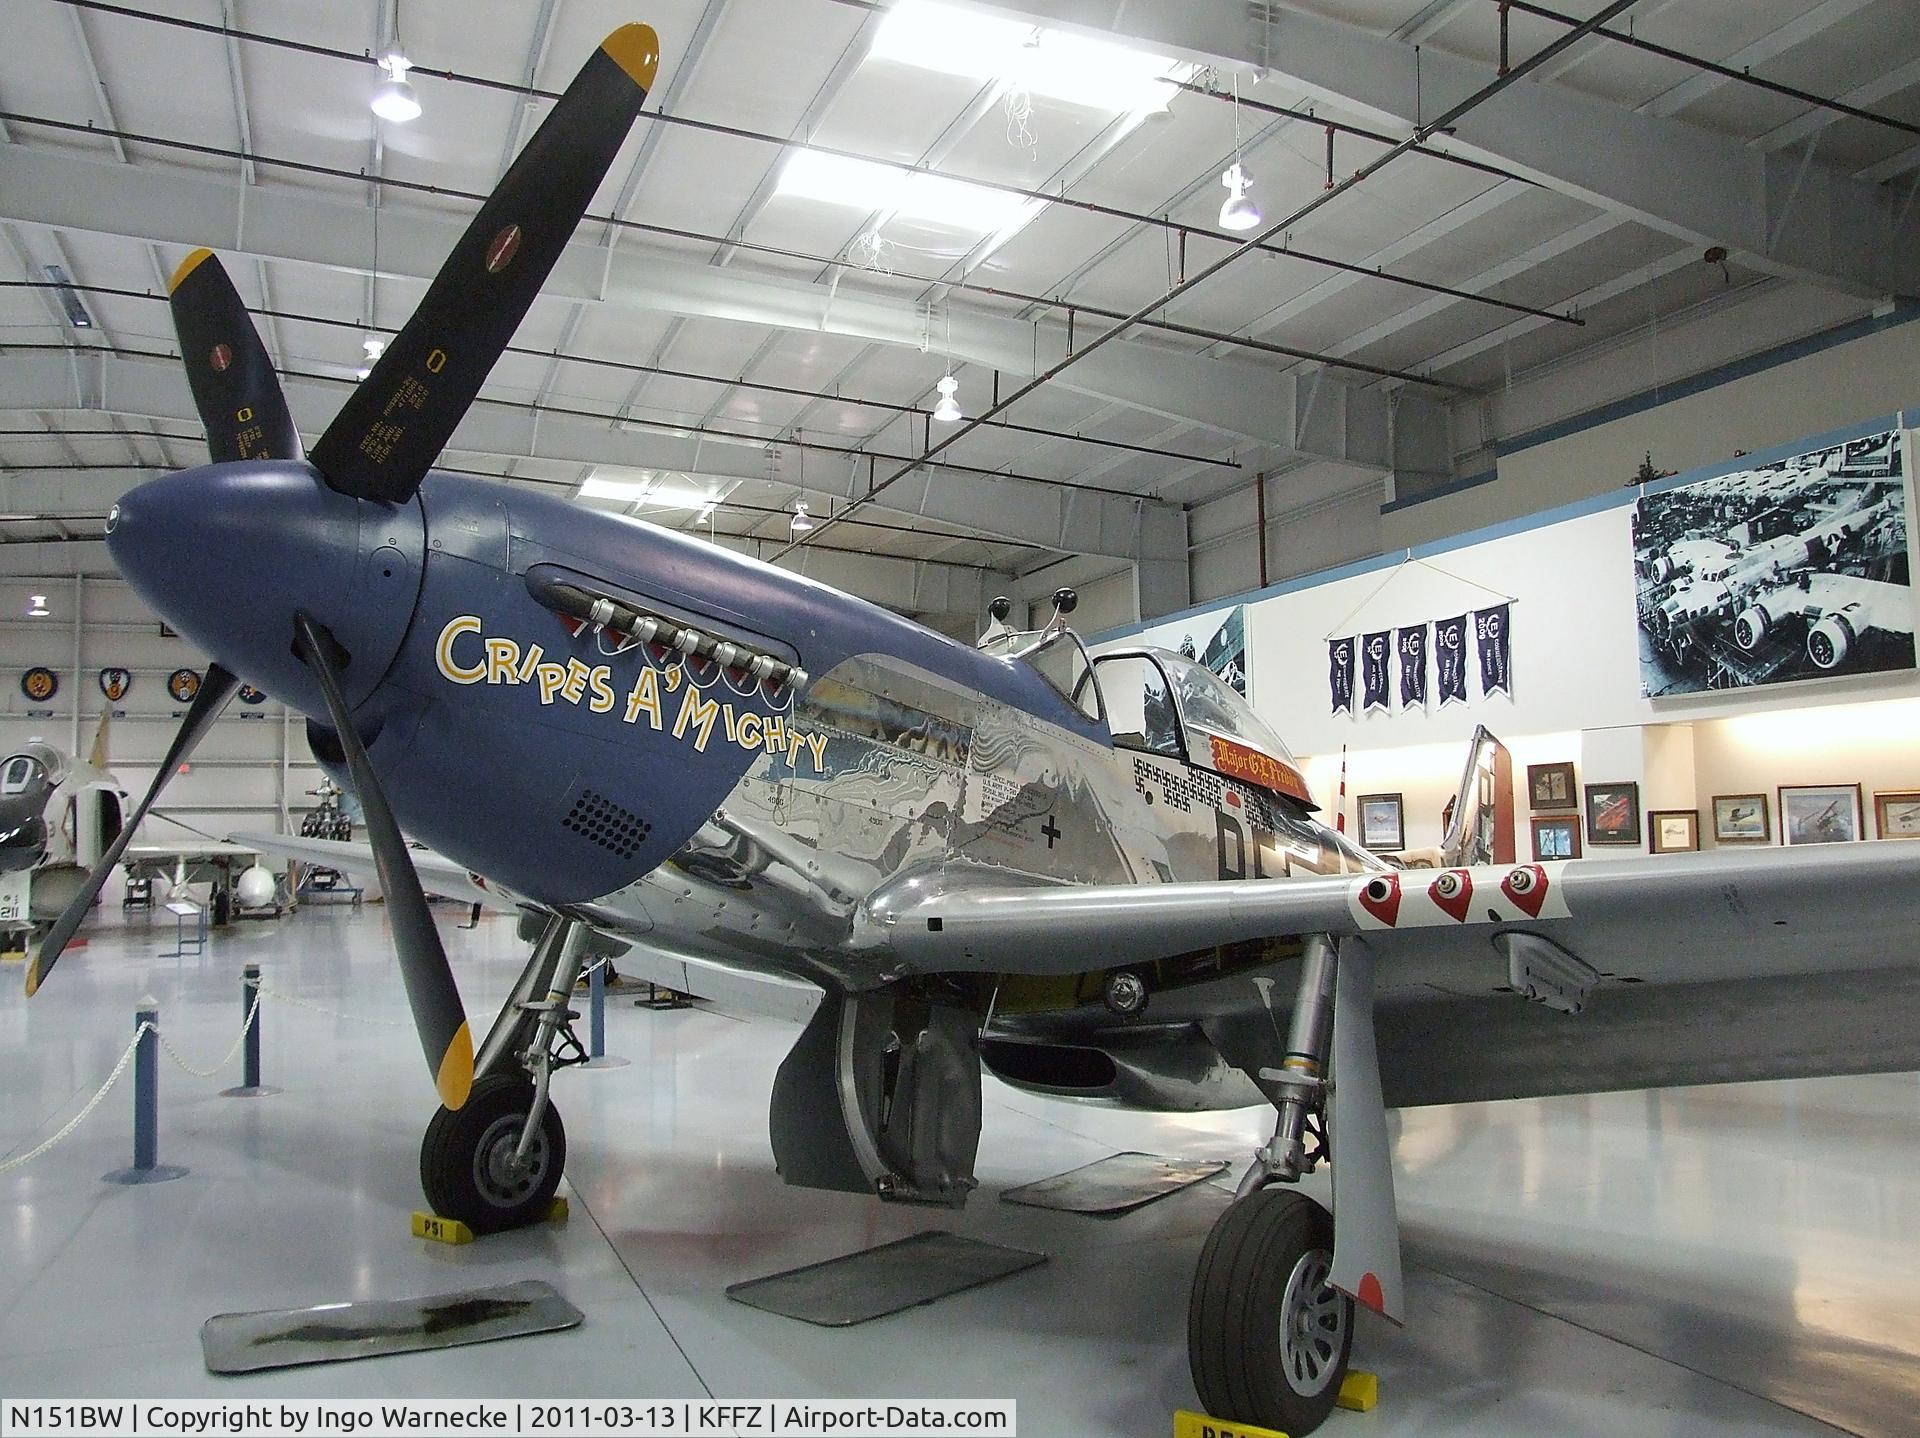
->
[108,461,425,718]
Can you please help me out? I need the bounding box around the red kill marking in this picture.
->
[1357,873,1401,927]
[1500,864,1551,919]
[485,224,523,274]
[209,343,232,373]
[1428,869,1473,922]
[1357,1272,1385,1313]
[1224,789,1242,808]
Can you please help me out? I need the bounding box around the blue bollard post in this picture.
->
[582,959,628,1070]
[133,1001,157,1169]
[589,960,605,1058]
[222,963,279,1098]
[244,964,261,1088]
[105,996,187,1184]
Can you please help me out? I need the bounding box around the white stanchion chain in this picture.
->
[251,978,412,1028]
[0,1022,152,1174]
[154,988,265,1078]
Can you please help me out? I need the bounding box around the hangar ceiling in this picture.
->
[2,0,1918,628]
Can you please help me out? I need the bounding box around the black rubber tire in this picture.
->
[419,1073,566,1235]
[1189,1188,1353,1437]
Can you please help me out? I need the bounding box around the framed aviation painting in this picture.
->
[1356,793,1405,852]
[1584,781,1641,846]
[1780,784,1862,845]
[1530,814,1581,861]
[1526,761,1576,811]
[1712,793,1771,843]
[1648,809,1700,853]
[1874,790,1920,839]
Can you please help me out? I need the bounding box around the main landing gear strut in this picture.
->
[419,913,589,1233]
[1189,933,1402,1437]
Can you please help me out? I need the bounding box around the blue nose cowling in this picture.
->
[107,461,427,716]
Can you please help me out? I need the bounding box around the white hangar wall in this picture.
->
[1096,405,1920,857]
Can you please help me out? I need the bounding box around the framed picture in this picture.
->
[1779,784,1862,845]
[1648,809,1700,854]
[1584,781,1641,846]
[1355,793,1405,852]
[1530,814,1581,861]
[1874,790,1920,840]
[1712,793,1771,844]
[1526,761,1577,811]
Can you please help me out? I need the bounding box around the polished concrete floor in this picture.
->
[3,904,1916,1436]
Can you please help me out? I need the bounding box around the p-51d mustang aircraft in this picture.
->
[31,22,1920,1436]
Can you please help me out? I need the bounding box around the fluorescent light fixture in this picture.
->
[362,335,386,359]
[870,1,1179,113]
[371,52,422,123]
[775,149,1034,233]
[578,470,721,513]
[43,264,93,330]
[1219,162,1260,232]
[933,374,962,423]
[354,365,372,381]
[578,471,656,503]
[27,594,49,617]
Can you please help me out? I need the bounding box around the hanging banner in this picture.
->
[1476,603,1512,697]
[1328,637,1355,715]
[1397,624,1429,709]
[98,667,131,701]
[167,668,202,704]
[238,684,267,705]
[1361,631,1391,713]
[1435,615,1469,706]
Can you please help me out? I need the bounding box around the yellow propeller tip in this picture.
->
[435,1021,475,1111]
[168,247,215,295]
[24,958,41,998]
[600,24,660,89]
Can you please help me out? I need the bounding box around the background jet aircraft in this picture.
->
[29,22,1920,1437]
[0,716,124,926]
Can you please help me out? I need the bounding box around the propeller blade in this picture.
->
[292,613,472,1110]
[28,664,240,996]
[309,25,659,504]
[167,249,302,463]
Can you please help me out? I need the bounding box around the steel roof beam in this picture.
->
[0,143,1399,457]
[985,0,1920,299]
[0,351,1172,564]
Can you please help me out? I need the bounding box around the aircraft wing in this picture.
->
[125,841,261,860]
[228,832,493,906]
[888,843,1920,1105]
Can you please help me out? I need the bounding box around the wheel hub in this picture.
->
[473,1112,547,1208]
[1278,1247,1347,1397]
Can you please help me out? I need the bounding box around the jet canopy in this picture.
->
[1,741,64,796]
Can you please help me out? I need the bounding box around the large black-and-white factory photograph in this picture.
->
[1633,429,1915,696]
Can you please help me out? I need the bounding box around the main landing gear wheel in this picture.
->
[419,1073,567,1234]
[1189,1188,1353,1437]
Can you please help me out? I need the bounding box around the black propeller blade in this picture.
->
[28,664,240,996]
[309,24,659,504]
[168,249,302,464]
[292,613,472,1111]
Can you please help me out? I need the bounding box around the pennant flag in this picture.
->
[1476,603,1512,697]
[1328,636,1356,715]
[1435,614,1469,706]
[1397,624,1428,709]
[1361,630,1391,713]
